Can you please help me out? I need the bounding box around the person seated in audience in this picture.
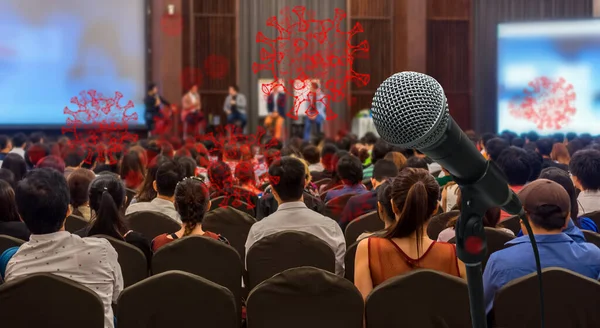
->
[2,153,27,182]
[8,133,27,158]
[303,145,324,173]
[0,135,11,167]
[339,159,398,230]
[235,161,261,195]
[175,155,197,178]
[36,155,65,174]
[485,138,509,162]
[125,159,184,224]
[119,148,146,190]
[0,180,30,241]
[569,149,600,215]
[483,179,600,314]
[67,168,96,221]
[404,156,429,170]
[310,143,338,182]
[26,143,49,169]
[383,151,407,171]
[246,156,346,275]
[325,155,369,202]
[511,137,525,148]
[208,161,258,209]
[133,155,168,205]
[435,167,453,187]
[495,146,531,220]
[536,138,569,171]
[478,132,496,160]
[320,150,350,193]
[363,139,391,179]
[0,168,123,328]
[551,142,570,166]
[0,168,16,189]
[525,149,543,182]
[441,180,460,212]
[152,177,227,251]
[223,144,241,172]
[354,168,467,299]
[356,181,395,241]
[63,145,85,179]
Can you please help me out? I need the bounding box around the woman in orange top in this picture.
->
[354,168,466,299]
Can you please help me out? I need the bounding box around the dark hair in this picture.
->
[1,153,27,181]
[302,145,320,165]
[208,161,233,191]
[361,132,378,145]
[480,133,496,148]
[539,167,579,220]
[229,84,239,92]
[37,156,65,173]
[30,132,45,144]
[0,168,16,190]
[483,207,502,228]
[155,160,184,197]
[176,156,196,178]
[0,135,9,150]
[485,138,509,162]
[120,149,146,189]
[526,131,539,143]
[321,144,338,171]
[27,143,49,167]
[280,145,302,158]
[235,161,256,185]
[12,133,27,148]
[0,180,20,222]
[553,133,565,144]
[570,149,600,191]
[147,82,157,92]
[136,155,168,202]
[528,205,568,231]
[535,138,554,157]
[566,132,577,142]
[525,150,543,182]
[384,168,440,255]
[311,82,319,90]
[567,139,585,157]
[88,174,128,240]
[404,156,428,170]
[376,181,394,224]
[372,139,392,164]
[265,148,281,168]
[15,168,70,234]
[63,145,85,167]
[175,178,210,236]
[67,168,96,208]
[336,137,352,151]
[337,155,363,185]
[496,147,531,186]
[372,159,399,182]
[269,156,306,202]
[511,137,525,148]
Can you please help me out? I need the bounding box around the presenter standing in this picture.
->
[181,85,203,138]
[303,82,326,141]
[144,83,171,137]
[223,85,247,131]
[264,83,286,140]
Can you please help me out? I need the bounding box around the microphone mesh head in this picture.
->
[371,72,449,149]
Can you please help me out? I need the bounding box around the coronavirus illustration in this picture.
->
[204,55,229,80]
[509,77,577,130]
[62,90,139,165]
[253,6,370,121]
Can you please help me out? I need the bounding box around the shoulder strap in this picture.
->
[0,246,20,281]
[170,233,179,239]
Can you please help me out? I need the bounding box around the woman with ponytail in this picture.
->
[75,174,152,261]
[151,177,228,252]
[354,168,466,299]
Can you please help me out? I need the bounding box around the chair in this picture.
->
[314,178,331,188]
[365,269,471,328]
[152,235,242,317]
[65,214,88,233]
[0,273,104,328]
[581,211,600,228]
[500,214,521,235]
[247,267,363,328]
[320,184,343,201]
[582,230,600,248]
[246,230,336,290]
[117,270,237,328]
[494,268,600,328]
[345,211,383,247]
[124,188,136,209]
[426,210,459,240]
[125,211,180,240]
[203,206,256,265]
[448,227,514,271]
[210,196,255,217]
[92,235,147,288]
[0,235,24,256]
[324,193,358,223]
[344,241,359,282]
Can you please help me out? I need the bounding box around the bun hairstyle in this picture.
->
[88,174,128,240]
[175,177,210,236]
[384,168,440,255]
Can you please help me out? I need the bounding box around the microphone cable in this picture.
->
[518,209,545,328]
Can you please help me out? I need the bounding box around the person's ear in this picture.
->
[563,216,570,230]
[571,175,582,190]
[153,180,158,192]
[377,203,385,222]
[207,200,212,212]
[371,178,377,188]
[391,199,401,216]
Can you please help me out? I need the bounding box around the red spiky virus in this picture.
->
[252,6,370,121]
[509,77,577,130]
[62,90,139,165]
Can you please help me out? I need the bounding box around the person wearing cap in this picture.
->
[483,179,600,315]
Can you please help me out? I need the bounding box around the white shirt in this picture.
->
[8,147,25,158]
[578,190,600,216]
[5,231,123,328]
[245,201,346,276]
[125,197,182,224]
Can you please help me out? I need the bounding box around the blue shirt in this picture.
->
[516,218,595,243]
[324,184,369,202]
[483,233,600,314]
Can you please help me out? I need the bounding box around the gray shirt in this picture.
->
[578,190,600,216]
[125,197,182,224]
[223,93,247,114]
[245,201,346,276]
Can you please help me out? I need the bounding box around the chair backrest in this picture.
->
[494,267,600,328]
[65,214,88,233]
[314,178,331,188]
[117,270,237,328]
[500,214,521,235]
[344,211,384,247]
[365,269,471,328]
[582,230,600,248]
[0,235,24,256]
[324,193,358,222]
[125,211,180,240]
[247,266,363,328]
[246,230,336,290]
[152,235,242,317]
[344,241,359,282]
[203,206,256,265]
[582,211,600,228]
[482,227,515,270]
[92,235,147,288]
[210,196,255,217]
[320,184,343,200]
[124,188,136,209]
[0,273,104,328]
[426,210,460,240]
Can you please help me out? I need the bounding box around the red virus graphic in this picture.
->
[161,14,183,37]
[62,90,139,165]
[252,6,370,121]
[203,55,229,79]
[509,77,577,130]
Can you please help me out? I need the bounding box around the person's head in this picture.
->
[15,168,70,234]
[525,150,543,182]
[27,143,49,167]
[1,153,27,181]
[208,161,233,191]
[551,143,571,165]
[376,181,395,227]
[495,147,531,186]
[30,132,45,144]
[526,131,539,143]
[518,179,570,234]
[336,137,352,151]
[479,133,496,150]
[148,82,158,95]
[485,138,510,162]
[383,152,407,170]
[384,168,440,254]
[320,144,338,171]
[361,132,378,147]
[404,156,428,170]
[235,161,256,186]
[0,135,11,152]
[372,159,399,189]
[63,145,85,168]
[0,168,16,190]
[88,174,128,239]
[175,177,211,236]
[535,138,554,157]
[120,149,146,189]
[189,84,198,93]
[223,144,241,162]
[154,160,184,199]
[310,82,319,92]
[336,155,363,186]
[67,168,96,208]
[539,167,579,220]
[511,137,525,148]
[176,156,197,178]
[229,84,239,95]
[570,149,600,191]
[302,145,320,165]
[566,132,577,142]
[371,139,391,165]
[269,156,306,203]
[12,133,27,148]
[0,180,20,222]
[36,156,65,173]
[567,139,585,157]
[136,155,168,202]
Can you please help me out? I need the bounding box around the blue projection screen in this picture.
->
[497,20,600,135]
[0,0,146,128]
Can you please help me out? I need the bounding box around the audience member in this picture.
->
[1,153,27,182]
[404,156,428,170]
[303,145,323,173]
[511,137,525,148]
[478,132,496,159]
[325,155,368,202]
[175,156,196,178]
[354,168,466,299]
[0,135,11,166]
[235,161,261,195]
[245,156,346,275]
[208,161,258,209]
[120,149,146,190]
[551,143,571,166]
[29,132,45,144]
[355,181,395,241]
[0,168,123,328]
[496,147,531,220]
[536,138,569,171]
[67,168,96,221]
[8,133,27,158]
[125,159,184,223]
[363,139,391,179]
[435,167,453,187]
[570,149,600,215]
[383,151,407,171]
[319,150,348,193]
[485,138,510,162]
[0,180,30,241]
[525,149,543,182]
[63,146,85,179]
[36,155,65,174]
[26,143,48,169]
[339,159,398,230]
[526,131,540,144]
[0,168,16,190]
[567,138,585,157]
[483,179,600,314]
[311,144,338,182]
[134,155,168,204]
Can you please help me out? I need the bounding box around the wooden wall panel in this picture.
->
[428,0,471,19]
[193,0,236,15]
[350,0,391,17]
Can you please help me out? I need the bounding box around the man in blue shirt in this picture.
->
[483,179,600,314]
[325,155,369,202]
